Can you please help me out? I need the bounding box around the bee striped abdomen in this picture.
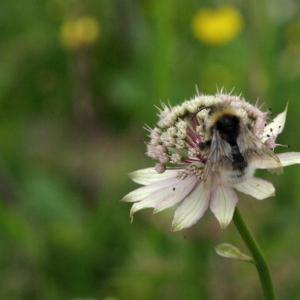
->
[231,145,248,171]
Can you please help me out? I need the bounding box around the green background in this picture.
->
[1,0,300,299]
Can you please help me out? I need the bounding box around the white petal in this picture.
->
[277,152,300,167]
[210,184,238,229]
[130,178,180,215]
[171,182,210,232]
[253,151,300,172]
[263,104,288,141]
[129,168,178,185]
[122,176,178,202]
[235,177,275,200]
[154,176,198,213]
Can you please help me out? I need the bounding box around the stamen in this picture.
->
[275,143,290,148]
[265,124,290,149]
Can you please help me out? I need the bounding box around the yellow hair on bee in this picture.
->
[207,106,238,128]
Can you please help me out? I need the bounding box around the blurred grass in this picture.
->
[1,0,300,299]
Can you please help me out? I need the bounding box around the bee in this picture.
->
[196,104,282,186]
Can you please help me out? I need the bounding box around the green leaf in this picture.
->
[215,243,254,263]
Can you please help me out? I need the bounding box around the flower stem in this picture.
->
[233,207,276,300]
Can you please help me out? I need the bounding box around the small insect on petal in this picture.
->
[122,176,180,202]
[171,182,210,232]
[129,177,182,215]
[154,176,198,213]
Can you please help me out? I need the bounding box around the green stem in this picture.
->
[233,207,276,300]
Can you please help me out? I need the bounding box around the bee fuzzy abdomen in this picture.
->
[231,145,248,171]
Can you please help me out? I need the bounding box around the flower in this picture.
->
[191,5,244,46]
[122,92,300,231]
[285,20,300,53]
[60,15,101,50]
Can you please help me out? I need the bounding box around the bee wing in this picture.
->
[237,123,283,174]
[203,130,232,181]
[252,151,283,174]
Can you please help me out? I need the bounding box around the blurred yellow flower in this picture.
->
[60,15,101,50]
[285,20,300,52]
[192,5,244,46]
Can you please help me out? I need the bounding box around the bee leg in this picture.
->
[199,140,211,151]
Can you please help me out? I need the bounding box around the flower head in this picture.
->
[122,92,300,231]
[192,5,244,46]
[60,15,100,50]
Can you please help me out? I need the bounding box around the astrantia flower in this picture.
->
[122,92,300,231]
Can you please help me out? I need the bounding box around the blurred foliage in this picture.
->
[1,0,300,299]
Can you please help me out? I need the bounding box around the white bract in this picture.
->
[122,92,300,231]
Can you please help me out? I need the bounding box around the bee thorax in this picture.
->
[215,114,240,145]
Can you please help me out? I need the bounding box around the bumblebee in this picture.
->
[197,104,282,186]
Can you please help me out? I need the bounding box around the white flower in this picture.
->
[122,93,300,231]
